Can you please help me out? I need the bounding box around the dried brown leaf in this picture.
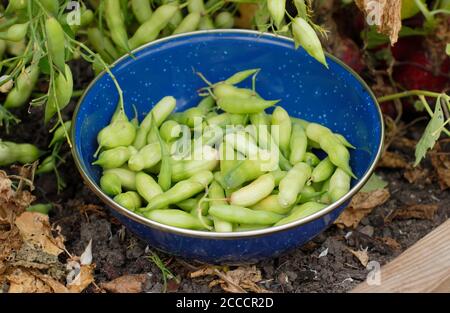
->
[376,237,401,251]
[190,266,217,278]
[348,248,369,267]
[5,268,67,293]
[387,204,439,222]
[101,274,148,293]
[404,167,430,184]
[67,264,95,293]
[430,141,450,190]
[335,189,390,229]
[377,151,408,169]
[15,212,65,256]
[355,0,401,45]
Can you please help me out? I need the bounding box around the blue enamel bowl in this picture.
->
[72,30,383,264]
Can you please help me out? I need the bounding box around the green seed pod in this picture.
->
[297,185,325,204]
[209,181,233,232]
[291,17,328,67]
[136,172,163,202]
[213,83,256,99]
[114,191,142,211]
[0,23,29,42]
[128,143,161,171]
[41,0,59,16]
[274,202,327,226]
[303,152,320,167]
[6,0,27,13]
[100,172,122,196]
[328,168,351,203]
[230,173,275,207]
[131,0,153,24]
[214,11,234,29]
[271,106,292,157]
[198,15,215,30]
[49,121,72,147]
[4,63,39,109]
[45,64,73,123]
[103,168,137,191]
[26,203,53,215]
[45,17,66,72]
[278,162,311,208]
[0,141,41,166]
[144,209,210,230]
[81,9,95,27]
[224,69,260,85]
[105,0,129,52]
[311,157,335,183]
[93,146,133,169]
[160,120,182,142]
[173,12,201,35]
[87,28,119,63]
[209,204,284,225]
[188,0,206,13]
[35,155,55,174]
[171,157,219,182]
[334,133,355,149]
[289,123,307,165]
[267,0,286,29]
[250,194,292,215]
[97,110,136,151]
[218,96,279,114]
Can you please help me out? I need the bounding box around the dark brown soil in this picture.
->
[1,60,449,293]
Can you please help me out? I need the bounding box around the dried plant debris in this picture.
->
[348,248,369,267]
[0,170,95,293]
[377,151,408,169]
[386,204,439,222]
[431,140,450,190]
[335,188,390,229]
[190,266,269,293]
[403,166,430,184]
[355,0,402,45]
[101,274,149,293]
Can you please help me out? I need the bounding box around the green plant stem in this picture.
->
[377,90,447,102]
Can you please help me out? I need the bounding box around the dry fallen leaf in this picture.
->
[376,237,401,251]
[387,204,439,222]
[348,248,369,267]
[101,274,148,293]
[6,268,68,293]
[15,212,65,256]
[335,189,390,229]
[355,0,402,45]
[66,263,95,293]
[430,141,450,190]
[404,166,430,184]
[190,265,269,293]
[377,151,408,169]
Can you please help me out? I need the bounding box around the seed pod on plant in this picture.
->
[4,63,39,109]
[0,23,29,42]
[45,64,73,123]
[291,17,328,67]
[267,0,286,29]
[45,17,66,72]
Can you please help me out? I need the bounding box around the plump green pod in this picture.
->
[103,168,137,190]
[188,0,206,13]
[271,106,292,157]
[49,121,71,147]
[334,133,355,149]
[129,4,179,49]
[100,172,122,196]
[93,146,132,169]
[250,194,292,215]
[35,155,55,174]
[198,15,215,30]
[278,162,311,208]
[80,9,95,26]
[104,0,129,52]
[209,204,284,225]
[217,96,279,114]
[45,64,73,123]
[270,170,287,186]
[160,120,182,142]
[0,141,41,166]
[26,203,53,215]
[267,0,286,29]
[136,172,163,202]
[45,17,65,71]
[328,168,351,202]
[0,23,29,42]
[6,0,27,12]
[114,191,142,211]
[289,123,307,165]
[133,96,176,149]
[171,158,219,182]
[196,96,215,113]
[291,17,327,67]
[209,181,233,232]
[215,11,234,29]
[175,197,198,212]
[131,0,153,24]
[230,173,275,207]
[290,116,310,129]
[306,123,355,178]
[144,209,210,230]
[128,143,161,171]
[297,185,325,204]
[311,157,335,183]
[97,110,136,151]
[173,12,201,35]
[213,83,256,99]
[303,152,320,167]
[224,159,268,190]
[87,28,119,63]
[144,171,213,211]
[219,141,242,175]
[4,64,39,109]
[274,202,327,226]
[41,0,59,15]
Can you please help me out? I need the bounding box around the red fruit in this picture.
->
[334,38,366,73]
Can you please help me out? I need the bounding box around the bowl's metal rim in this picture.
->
[71,29,384,240]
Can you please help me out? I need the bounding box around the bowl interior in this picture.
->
[73,30,382,212]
